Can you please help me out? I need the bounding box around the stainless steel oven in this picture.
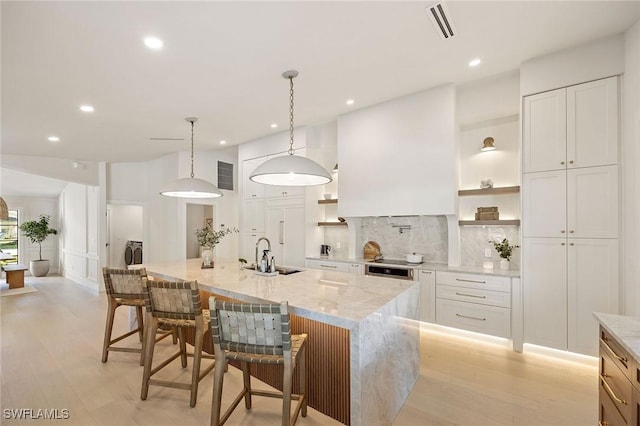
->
[365,264,415,281]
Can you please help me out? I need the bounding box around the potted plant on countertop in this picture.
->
[194,224,239,269]
[19,214,58,277]
[490,238,520,270]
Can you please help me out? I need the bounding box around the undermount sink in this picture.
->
[244,265,302,275]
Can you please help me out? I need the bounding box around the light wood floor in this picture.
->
[1,276,598,425]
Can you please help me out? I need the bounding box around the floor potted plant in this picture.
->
[19,214,58,276]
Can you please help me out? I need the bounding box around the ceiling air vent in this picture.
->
[426,2,455,39]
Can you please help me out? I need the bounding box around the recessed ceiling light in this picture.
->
[219,140,227,145]
[346,99,355,106]
[469,58,481,67]
[270,123,278,129]
[144,36,163,50]
[48,136,60,142]
[80,105,94,113]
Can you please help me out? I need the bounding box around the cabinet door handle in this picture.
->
[561,230,566,233]
[561,242,566,246]
[569,160,574,164]
[455,292,486,299]
[456,313,486,321]
[560,161,565,165]
[600,374,628,405]
[569,243,574,246]
[320,264,337,269]
[455,278,486,284]
[600,337,628,365]
[279,221,284,245]
[569,230,575,233]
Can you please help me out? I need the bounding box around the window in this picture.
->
[0,209,19,265]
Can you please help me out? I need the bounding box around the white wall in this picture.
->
[623,20,640,316]
[520,34,625,96]
[337,83,457,217]
[2,196,59,273]
[1,154,99,186]
[59,182,100,290]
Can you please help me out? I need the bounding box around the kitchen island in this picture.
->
[144,258,420,426]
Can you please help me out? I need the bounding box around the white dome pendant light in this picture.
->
[249,70,332,186]
[160,117,223,198]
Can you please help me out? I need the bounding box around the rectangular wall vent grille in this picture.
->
[217,161,234,191]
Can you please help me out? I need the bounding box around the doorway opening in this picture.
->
[186,203,214,259]
[107,204,143,268]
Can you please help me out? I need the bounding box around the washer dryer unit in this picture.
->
[124,240,143,266]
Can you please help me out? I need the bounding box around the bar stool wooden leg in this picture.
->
[136,306,144,342]
[211,351,226,426]
[190,322,203,407]
[282,362,292,426]
[140,315,158,401]
[300,345,307,417]
[242,362,252,409]
[177,327,187,368]
[102,299,118,363]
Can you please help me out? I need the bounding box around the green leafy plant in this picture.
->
[238,258,247,264]
[490,238,520,261]
[194,224,239,249]
[19,214,58,260]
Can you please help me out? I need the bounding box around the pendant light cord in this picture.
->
[189,119,195,178]
[288,75,295,156]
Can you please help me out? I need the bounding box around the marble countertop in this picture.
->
[593,312,640,362]
[143,258,418,330]
[306,256,520,278]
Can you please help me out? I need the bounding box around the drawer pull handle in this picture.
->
[600,337,628,365]
[455,313,486,321]
[320,264,337,269]
[421,271,432,274]
[455,278,486,284]
[455,292,486,299]
[600,374,628,405]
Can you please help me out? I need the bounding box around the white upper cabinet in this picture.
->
[523,88,567,173]
[242,157,266,199]
[523,165,618,239]
[566,77,619,169]
[566,165,619,238]
[337,84,457,217]
[523,76,619,174]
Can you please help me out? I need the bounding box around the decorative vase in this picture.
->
[201,248,214,269]
[499,259,510,270]
[30,259,50,277]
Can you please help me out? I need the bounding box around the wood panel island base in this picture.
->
[145,259,420,426]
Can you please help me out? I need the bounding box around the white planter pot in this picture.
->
[201,249,214,268]
[499,259,510,270]
[30,260,50,277]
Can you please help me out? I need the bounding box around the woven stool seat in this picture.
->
[141,279,215,407]
[101,267,173,365]
[209,297,308,426]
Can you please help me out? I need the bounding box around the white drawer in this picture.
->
[436,298,511,338]
[436,271,511,293]
[305,259,349,272]
[436,285,511,308]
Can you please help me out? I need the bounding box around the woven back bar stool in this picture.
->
[101,267,148,365]
[209,296,308,426]
[141,279,215,407]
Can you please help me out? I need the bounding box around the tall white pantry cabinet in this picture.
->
[522,76,620,356]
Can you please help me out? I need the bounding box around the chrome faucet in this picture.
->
[255,237,272,269]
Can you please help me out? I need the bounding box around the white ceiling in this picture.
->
[2,1,640,164]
